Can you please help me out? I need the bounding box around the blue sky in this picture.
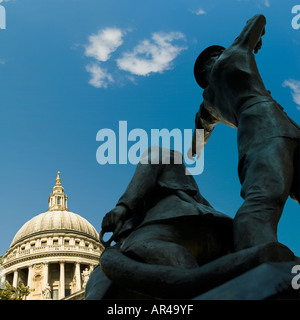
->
[0,0,299,256]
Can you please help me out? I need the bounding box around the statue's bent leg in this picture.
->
[120,223,199,269]
[234,137,297,251]
[100,242,295,299]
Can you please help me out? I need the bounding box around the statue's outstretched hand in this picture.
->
[100,205,129,247]
[254,38,262,54]
[254,26,265,54]
[102,205,128,232]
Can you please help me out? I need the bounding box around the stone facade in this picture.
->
[2,172,103,300]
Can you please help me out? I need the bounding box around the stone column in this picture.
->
[75,263,81,291]
[12,270,18,288]
[59,262,65,299]
[43,263,49,289]
[27,265,33,300]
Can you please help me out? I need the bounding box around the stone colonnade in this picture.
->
[10,261,95,300]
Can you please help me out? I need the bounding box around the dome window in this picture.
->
[41,240,47,247]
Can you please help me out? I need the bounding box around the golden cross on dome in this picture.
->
[56,171,61,185]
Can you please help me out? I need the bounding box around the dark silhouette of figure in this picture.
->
[101,146,233,269]
[86,147,295,300]
[190,14,300,251]
[85,15,300,300]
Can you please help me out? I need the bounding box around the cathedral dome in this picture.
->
[3,171,102,300]
[9,171,99,247]
[10,210,99,248]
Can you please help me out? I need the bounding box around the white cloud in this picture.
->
[84,27,123,88]
[83,29,186,88]
[264,0,270,7]
[193,8,207,15]
[85,28,124,62]
[86,63,114,88]
[116,32,187,76]
[282,79,300,110]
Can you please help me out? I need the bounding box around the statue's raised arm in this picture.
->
[233,14,266,53]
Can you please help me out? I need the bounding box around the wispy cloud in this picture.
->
[282,79,300,110]
[116,32,187,76]
[85,63,114,88]
[264,0,270,7]
[85,28,124,62]
[192,8,207,15]
[84,29,186,88]
[84,27,124,88]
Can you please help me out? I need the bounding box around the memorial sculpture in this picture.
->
[85,14,300,300]
[189,14,299,252]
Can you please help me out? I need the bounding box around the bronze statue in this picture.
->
[190,14,300,252]
[85,15,300,300]
[86,148,295,300]
[100,146,233,269]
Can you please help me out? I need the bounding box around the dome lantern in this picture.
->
[48,171,68,211]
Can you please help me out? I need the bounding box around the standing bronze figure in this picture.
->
[190,14,300,251]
